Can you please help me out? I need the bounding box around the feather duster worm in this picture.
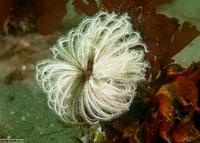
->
[35,11,149,124]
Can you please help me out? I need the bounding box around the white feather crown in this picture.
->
[35,11,149,124]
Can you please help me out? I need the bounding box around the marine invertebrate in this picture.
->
[35,11,149,124]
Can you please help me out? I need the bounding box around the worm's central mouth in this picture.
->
[85,70,92,80]
[84,60,93,80]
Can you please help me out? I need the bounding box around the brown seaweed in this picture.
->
[72,0,98,16]
[0,0,69,35]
